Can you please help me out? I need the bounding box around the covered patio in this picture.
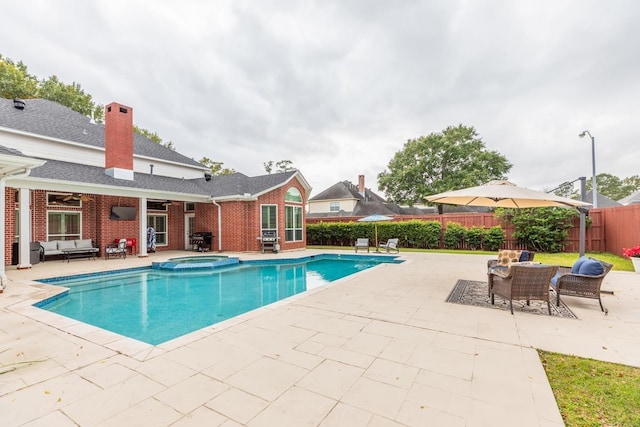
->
[1,250,638,426]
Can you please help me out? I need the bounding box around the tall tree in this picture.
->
[264,160,295,174]
[133,125,174,150]
[199,157,236,175]
[0,54,38,99]
[39,75,103,122]
[587,173,640,201]
[378,125,512,207]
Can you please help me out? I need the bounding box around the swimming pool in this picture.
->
[36,254,401,345]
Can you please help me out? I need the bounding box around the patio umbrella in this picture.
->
[425,180,591,209]
[358,214,394,250]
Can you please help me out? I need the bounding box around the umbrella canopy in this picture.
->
[358,214,393,249]
[425,181,591,209]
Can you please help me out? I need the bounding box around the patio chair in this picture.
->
[551,257,612,313]
[490,264,558,315]
[354,238,370,253]
[378,238,399,253]
[487,250,535,296]
[105,238,127,259]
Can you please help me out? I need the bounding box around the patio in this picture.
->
[1,250,639,426]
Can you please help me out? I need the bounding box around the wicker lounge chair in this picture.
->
[551,257,612,313]
[354,238,370,253]
[491,264,558,315]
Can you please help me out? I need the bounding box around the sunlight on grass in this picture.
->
[539,350,640,426]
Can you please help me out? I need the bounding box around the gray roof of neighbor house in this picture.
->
[309,180,386,202]
[583,190,622,208]
[619,190,640,206]
[0,98,204,168]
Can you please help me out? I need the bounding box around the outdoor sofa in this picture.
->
[40,239,99,262]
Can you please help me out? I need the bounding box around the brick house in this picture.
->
[0,98,311,286]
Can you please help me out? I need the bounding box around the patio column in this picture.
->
[17,188,32,269]
[138,197,148,257]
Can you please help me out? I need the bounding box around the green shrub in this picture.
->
[443,222,466,249]
[465,226,484,250]
[483,226,505,251]
[497,207,578,253]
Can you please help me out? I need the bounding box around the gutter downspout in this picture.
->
[1,168,35,292]
[211,199,222,252]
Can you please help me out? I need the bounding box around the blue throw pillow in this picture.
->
[578,259,604,276]
[571,256,589,274]
[519,250,530,262]
[550,272,560,287]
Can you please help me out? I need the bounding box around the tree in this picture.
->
[39,75,104,123]
[552,181,580,199]
[264,160,295,174]
[587,173,640,201]
[0,54,39,99]
[133,125,174,150]
[378,125,512,207]
[199,157,236,175]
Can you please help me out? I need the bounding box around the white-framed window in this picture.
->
[48,211,81,240]
[329,201,340,212]
[147,215,168,246]
[285,187,302,203]
[261,205,277,233]
[47,193,82,208]
[285,205,303,242]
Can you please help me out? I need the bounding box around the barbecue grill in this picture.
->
[190,232,213,252]
[258,230,279,253]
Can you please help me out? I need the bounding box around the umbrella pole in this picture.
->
[374,224,379,253]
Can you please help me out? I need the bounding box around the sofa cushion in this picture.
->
[578,259,605,276]
[497,250,522,266]
[57,240,76,250]
[571,256,589,274]
[75,239,93,249]
[40,241,58,252]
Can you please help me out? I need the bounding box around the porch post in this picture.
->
[138,197,148,257]
[18,188,32,269]
[0,179,6,290]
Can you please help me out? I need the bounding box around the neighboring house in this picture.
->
[618,190,640,206]
[0,98,311,283]
[307,175,386,217]
[583,190,622,208]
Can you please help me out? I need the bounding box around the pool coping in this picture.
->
[9,252,405,360]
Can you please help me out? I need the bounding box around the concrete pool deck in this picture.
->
[1,250,639,426]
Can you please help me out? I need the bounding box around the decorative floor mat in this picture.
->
[446,279,577,319]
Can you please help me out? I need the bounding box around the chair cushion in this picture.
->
[578,259,604,276]
[497,250,522,266]
[57,240,76,250]
[40,241,58,252]
[571,256,589,273]
[75,239,93,249]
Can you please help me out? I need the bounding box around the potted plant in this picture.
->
[623,245,640,273]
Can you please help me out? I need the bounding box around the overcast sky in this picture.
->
[2,1,638,198]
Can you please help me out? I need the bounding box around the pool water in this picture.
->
[36,254,401,345]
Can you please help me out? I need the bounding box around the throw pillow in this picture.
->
[578,259,605,276]
[519,250,530,262]
[571,256,589,274]
[497,250,522,266]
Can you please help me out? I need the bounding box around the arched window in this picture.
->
[285,187,302,203]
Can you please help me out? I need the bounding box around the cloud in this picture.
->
[2,0,638,198]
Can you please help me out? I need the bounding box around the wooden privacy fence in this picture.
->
[306,204,640,255]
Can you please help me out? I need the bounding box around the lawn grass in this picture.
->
[307,246,635,271]
[539,350,640,426]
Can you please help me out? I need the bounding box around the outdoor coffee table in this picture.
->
[61,247,99,262]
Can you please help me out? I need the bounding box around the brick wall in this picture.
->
[104,102,133,170]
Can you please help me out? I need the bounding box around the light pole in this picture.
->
[578,130,597,208]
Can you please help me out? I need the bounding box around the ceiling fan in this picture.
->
[62,193,94,202]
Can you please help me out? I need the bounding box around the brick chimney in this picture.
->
[104,102,134,180]
[358,175,366,198]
